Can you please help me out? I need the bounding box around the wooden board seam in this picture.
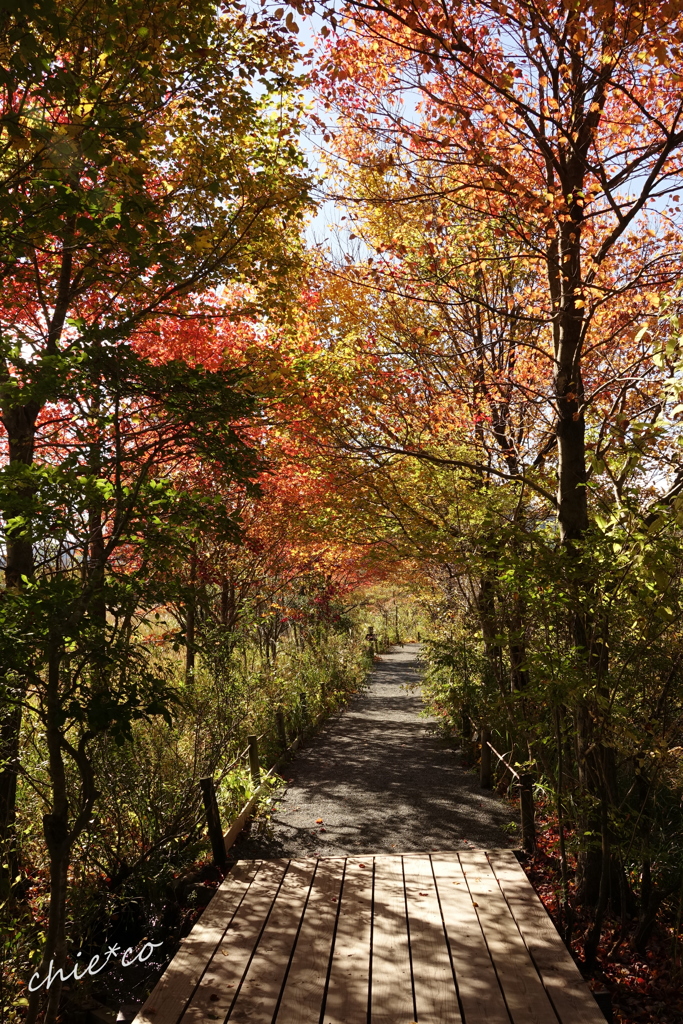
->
[269,858,322,1022]
[220,859,293,1020]
[457,852,520,1024]
[428,854,467,1023]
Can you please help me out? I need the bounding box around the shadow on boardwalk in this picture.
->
[232,644,517,860]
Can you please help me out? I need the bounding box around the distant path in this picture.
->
[233,644,516,859]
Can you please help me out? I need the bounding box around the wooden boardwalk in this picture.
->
[132,850,604,1024]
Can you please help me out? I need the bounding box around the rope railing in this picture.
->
[200,703,321,867]
[212,730,269,785]
[485,741,520,780]
[479,734,535,854]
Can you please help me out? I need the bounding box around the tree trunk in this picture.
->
[632,860,660,955]
[185,547,197,685]
[27,814,71,1024]
[508,592,529,692]
[477,575,505,693]
[583,797,610,971]
[0,705,21,889]
[186,599,196,684]
[550,198,620,918]
[87,387,107,640]
[27,653,70,1024]
[2,402,40,586]
[574,702,603,905]
[0,400,39,887]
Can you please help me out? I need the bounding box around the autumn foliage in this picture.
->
[8,0,683,1021]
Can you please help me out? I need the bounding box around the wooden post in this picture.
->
[480,727,492,789]
[247,734,260,785]
[276,709,287,751]
[199,777,226,868]
[520,773,536,853]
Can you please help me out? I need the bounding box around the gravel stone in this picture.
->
[232,644,517,859]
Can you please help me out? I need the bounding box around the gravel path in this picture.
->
[232,644,517,859]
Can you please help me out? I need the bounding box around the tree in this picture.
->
[11,337,264,1024]
[313,0,683,908]
[0,0,311,878]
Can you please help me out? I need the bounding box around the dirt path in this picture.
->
[232,644,516,860]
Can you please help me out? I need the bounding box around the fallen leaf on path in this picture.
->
[316,818,323,823]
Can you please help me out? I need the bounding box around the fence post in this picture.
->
[199,777,226,868]
[247,734,260,786]
[480,728,492,789]
[520,773,536,853]
[275,710,287,751]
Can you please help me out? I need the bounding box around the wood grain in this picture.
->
[228,858,317,1022]
[370,855,414,1024]
[276,858,345,1024]
[322,859,373,1024]
[459,850,559,1024]
[404,855,462,1024]
[135,852,600,1024]
[431,853,510,1024]
[179,858,288,1024]
[487,851,604,1024]
[132,860,259,1024]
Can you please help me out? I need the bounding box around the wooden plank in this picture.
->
[431,854,510,1024]
[132,860,260,1024]
[276,858,345,1024]
[228,858,317,1022]
[322,859,373,1024]
[459,850,559,1024]
[180,858,289,1024]
[487,852,605,1024]
[403,856,461,1024]
[370,856,414,1024]
[223,762,280,854]
[223,793,261,854]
